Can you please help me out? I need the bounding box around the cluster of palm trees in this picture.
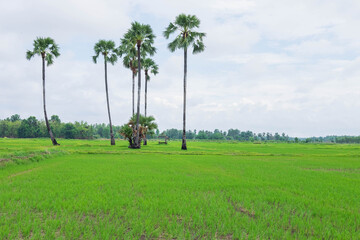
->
[26,14,205,150]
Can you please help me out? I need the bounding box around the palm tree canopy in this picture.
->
[92,40,118,65]
[122,54,138,74]
[129,114,158,131]
[163,14,206,54]
[119,32,149,72]
[142,58,159,81]
[26,37,60,66]
[119,44,139,73]
[122,22,156,56]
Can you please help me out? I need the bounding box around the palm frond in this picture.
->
[192,40,205,54]
[26,50,35,60]
[92,40,117,64]
[163,22,178,39]
[164,14,206,54]
[141,43,156,56]
[168,36,181,52]
[92,54,99,64]
[107,53,118,65]
[27,37,60,64]
[45,53,54,66]
[122,22,156,54]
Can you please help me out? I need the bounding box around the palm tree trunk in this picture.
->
[104,57,115,145]
[42,55,58,146]
[132,70,135,116]
[145,73,148,118]
[144,73,148,146]
[181,47,187,150]
[134,43,141,148]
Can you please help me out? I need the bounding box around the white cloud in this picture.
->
[285,39,344,56]
[1,0,360,137]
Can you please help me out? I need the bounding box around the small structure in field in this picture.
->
[158,135,169,144]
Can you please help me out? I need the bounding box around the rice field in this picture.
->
[0,138,359,239]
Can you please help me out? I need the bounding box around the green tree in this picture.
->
[26,37,60,145]
[92,40,118,145]
[18,116,40,138]
[119,124,133,146]
[10,114,21,122]
[164,14,206,150]
[119,114,158,147]
[122,22,156,148]
[50,115,61,124]
[142,58,159,118]
[63,123,76,139]
[140,115,158,145]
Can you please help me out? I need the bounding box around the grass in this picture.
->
[0,138,359,239]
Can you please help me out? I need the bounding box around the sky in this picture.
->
[0,0,360,137]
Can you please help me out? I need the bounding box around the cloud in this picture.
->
[1,0,360,137]
[285,39,344,57]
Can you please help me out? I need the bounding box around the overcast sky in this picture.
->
[1,0,360,137]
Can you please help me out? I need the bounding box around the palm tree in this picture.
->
[122,22,156,148]
[118,40,137,116]
[141,115,158,146]
[122,53,137,116]
[92,40,118,145]
[164,14,206,150]
[26,37,60,146]
[118,39,146,117]
[142,58,159,118]
[119,114,158,147]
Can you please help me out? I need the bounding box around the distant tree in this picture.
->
[121,22,156,148]
[0,120,20,138]
[164,14,206,150]
[50,115,61,124]
[92,40,118,145]
[196,130,208,140]
[18,116,40,138]
[10,114,21,122]
[163,128,182,139]
[186,130,195,140]
[48,117,61,137]
[211,129,225,140]
[63,123,76,139]
[26,37,60,145]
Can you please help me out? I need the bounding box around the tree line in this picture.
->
[2,115,360,143]
[162,128,291,142]
[161,129,360,143]
[0,114,117,139]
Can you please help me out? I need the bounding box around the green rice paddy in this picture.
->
[0,138,359,239]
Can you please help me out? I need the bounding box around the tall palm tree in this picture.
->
[26,37,60,146]
[123,54,137,116]
[122,22,156,148]
[142,58,159,118]
[164,14,206,150]
[118,40,137,116]
[118,40,146,117]
[92,40,118,145]
[142,58,158,146]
